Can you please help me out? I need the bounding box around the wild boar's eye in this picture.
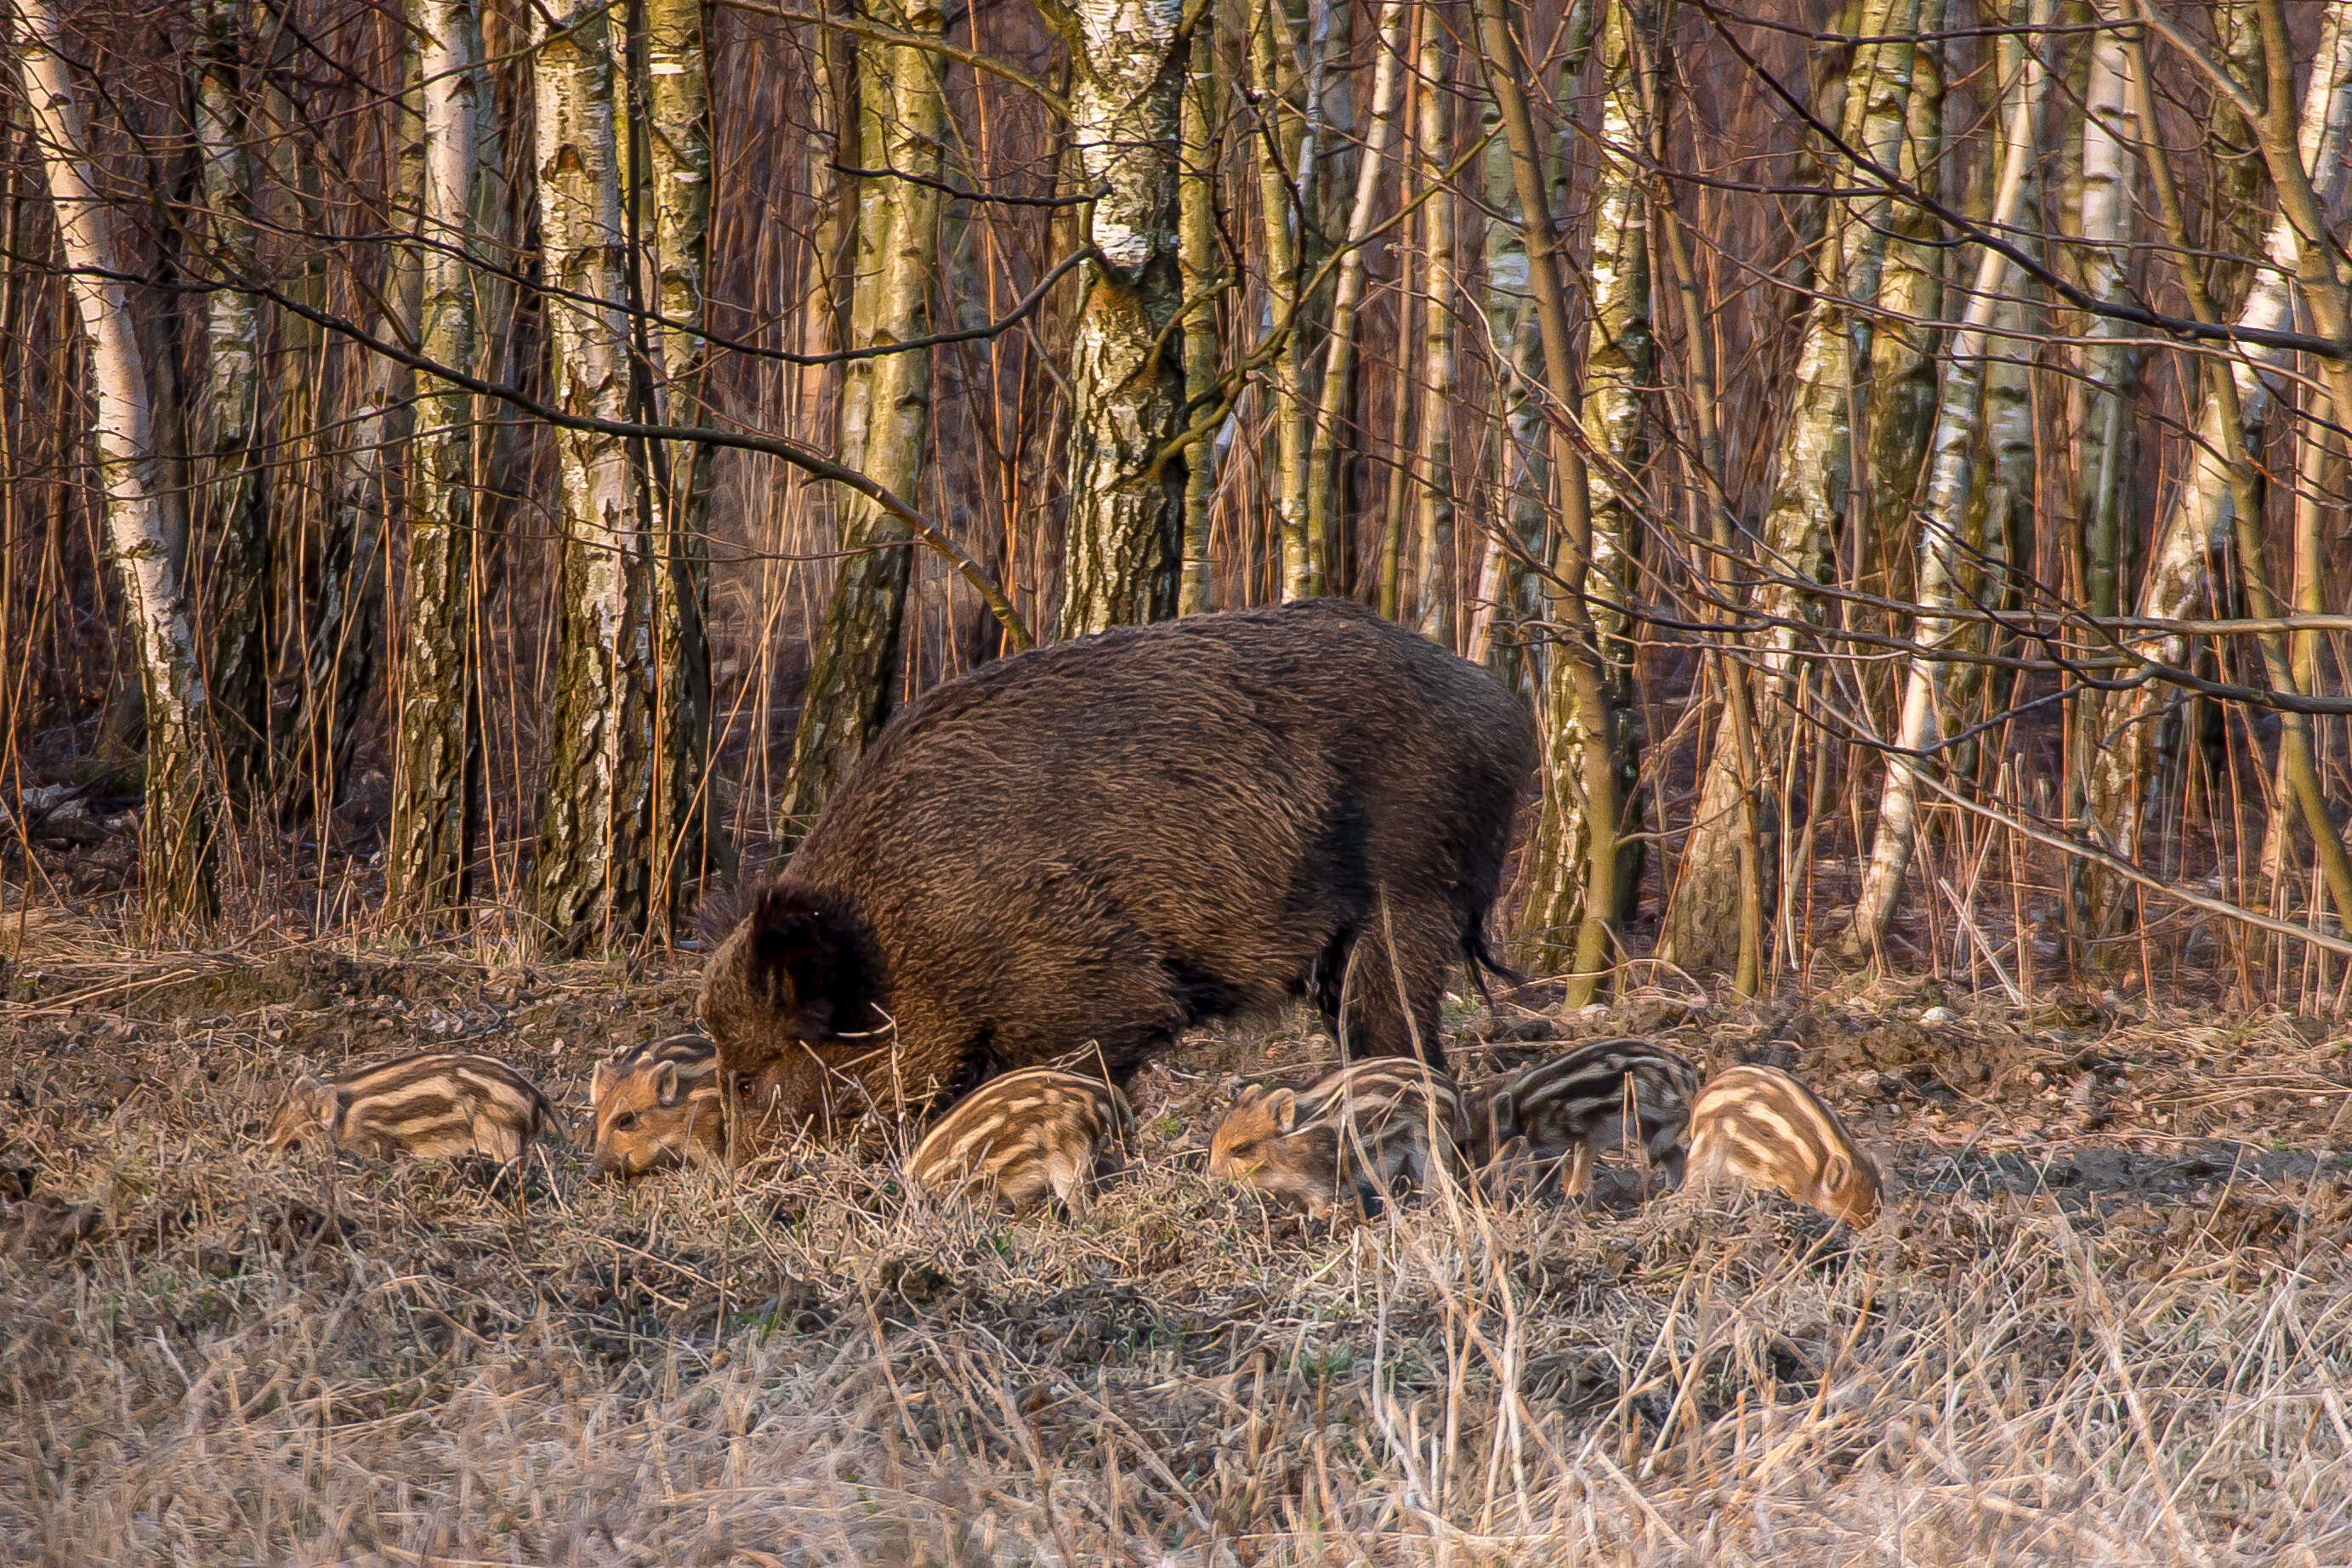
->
[613,1112,638,1131]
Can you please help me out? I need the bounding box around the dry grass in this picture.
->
[5,929,2352,1565]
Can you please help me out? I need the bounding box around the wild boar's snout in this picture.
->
[700,599,1537,1150]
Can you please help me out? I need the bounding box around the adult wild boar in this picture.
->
[701,598,1536,1141]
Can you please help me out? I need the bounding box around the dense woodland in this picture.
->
[4,0,2350,1008]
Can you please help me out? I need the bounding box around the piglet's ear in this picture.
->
[1489,1088,1519,1139]
[1269,1089,1299,1134]
[653,1061,683,1106]
[1819,1153,1851,1202]
[589,1061,611,1103]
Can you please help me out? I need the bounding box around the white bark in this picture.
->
[13,0,215,916]
[1410,2,1457,645]
[528,0,659,946]
[1060,0,1189,633]
[2084,2,2352,922]
[1849,0,2052,952]
[2076,0,2139,621]
[389,0,494,912]
[1662,0,1921,972]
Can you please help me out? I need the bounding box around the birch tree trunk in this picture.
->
[777,0,944,844]
[1659,0,1920,974]
[639,0,720,912]
[389,0,492,916]
[190,0,270,800]
[1847,0,2051,955]
[1253,0,1315,601]
[1476,0,1622,997]
[2075,2,2138,624]
[1409,1,1457,646]
[14,0,217,920]
[1464,3,1591,678]
[2082,5,2352,935]
[527,0,662,948]
[1178,15,1222,616]
[1303,0,1408,605]
[1523,0,1650,952]
[1860,0,1943,604]
[1059,0,1188,634]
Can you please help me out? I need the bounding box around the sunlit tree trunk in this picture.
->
[1178,15,1224,616]
[527,0,662,948]
[1476,0,1621,998]
[190,0,270,801]
[1860,0,1943,605]
[1252,0,1315,601]
[2075,2,2137,625]
[777,4,942,843]
[1848,0,2050,956]
[1524,0,1650,951]
[1059,0,1187,633]
[1304,0,1409,608]
[1410,1,1457,646]
[389,0,492,916]
[14,0,217,921]
[2082,5,2352,935]
[1660,0,1920,975]
[639,0,719,915]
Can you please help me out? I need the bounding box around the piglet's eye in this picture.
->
[613,1112,638,1131]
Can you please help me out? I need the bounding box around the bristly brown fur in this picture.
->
[1686,1064,1882,1228]
[699,600,1537,1143]
[906,1068,1134,1213]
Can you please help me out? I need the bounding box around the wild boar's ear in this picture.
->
[1269,1089,1298,1133]
[654,1061,682,1106]
[746,887,863,1039]
[589,1061,611,1103]
[1819,1153,1851,1202]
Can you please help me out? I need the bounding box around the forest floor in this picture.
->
[5,910,2352,1564]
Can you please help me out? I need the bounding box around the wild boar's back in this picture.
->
[703,598,1537,1132]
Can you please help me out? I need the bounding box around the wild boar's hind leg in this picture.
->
[1342,906,1456,1068]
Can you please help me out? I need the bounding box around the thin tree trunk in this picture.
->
[1660,0,1920,975]
[1253,0,1315,602]
[1475,0,1622,999]
[190,0,270,801]
[777,0,945,844]
[296,31,418,819]
[1410,0,1457,646]
[1059,0,1188,634]
[1524,0,1651,952]
[1860,0,1943,605]
[639,0,720,919]
[14,0,217,921]
[1303,0,1409,603]
[2084,3,2352,935]
[1848,0,2051,956]
[389,0,492,917]
[1464,1,1591,679]
[1179,14,1223,616]
[527,0,661,948]
[2076,1,2138,624]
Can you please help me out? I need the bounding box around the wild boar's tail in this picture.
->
[1462,919,1521,1003]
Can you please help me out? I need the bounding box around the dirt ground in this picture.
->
[4,914,2351,1565]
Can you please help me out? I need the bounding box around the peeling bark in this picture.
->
[389,0,493,916]
[14,0,217,921]
[527,0,661,948]
[1058,0,1188,635]
[1409,1,1457,646]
